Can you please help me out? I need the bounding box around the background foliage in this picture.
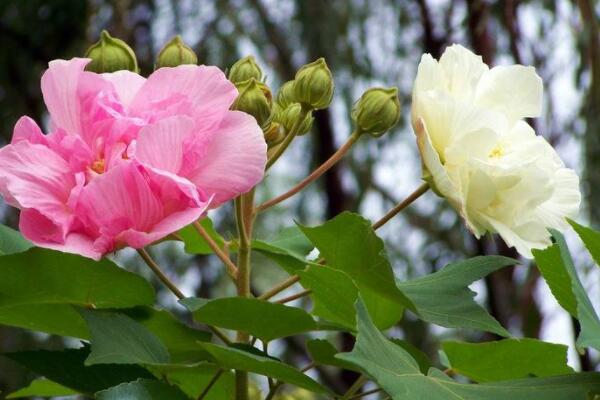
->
[0,0,599,397]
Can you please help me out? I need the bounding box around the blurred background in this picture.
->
[0,0,599,398]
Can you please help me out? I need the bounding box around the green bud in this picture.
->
[155,35,197,68]
[275,102,313,136]
[263,121,285,146]
[276,80,297,109]
[85,30,138,73]
[293,58,334,110]
[232,78,273,128]
[229,56,263,84]
[352,87,400,137]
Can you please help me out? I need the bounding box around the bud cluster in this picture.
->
[85,31,399,143]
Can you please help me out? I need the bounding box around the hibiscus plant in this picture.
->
[1,32,600,400]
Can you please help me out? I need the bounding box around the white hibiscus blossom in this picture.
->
[412,44,580,258]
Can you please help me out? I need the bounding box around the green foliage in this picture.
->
[0,248,155,337]
[147,363,235,399]
[181,297,317,342]
[121,307,211,363]
[198,342,329,394]
[251,226,318,274]
[442,339,573,382]
[338,299,600,400]
[6,378,77,399]
[397,256,515,336]
[533,229,600,351]
[178,218,226,255]
[569,219,600,266]
[299,212,412,329]
[95,378,188,400]
[0,224,32,255]
[5,346,153,395]
[305,339,359,371]
[298,265,358,329]
[80,309,171,365]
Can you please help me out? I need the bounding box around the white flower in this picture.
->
[412,44,580,258]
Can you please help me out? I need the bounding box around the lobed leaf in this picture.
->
[298,212,412,329]
[442,339,573,382]
[397,256,515,337]
[337,299,600,400]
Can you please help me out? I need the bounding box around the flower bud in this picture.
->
[229,56,263,84]
[293,58,334,110]
[85,30,138,73]
[232,78,272,128]
[155,35,197,68]
[276,80,297,109]
[263,121,285,146]
[275,102,313,136]
[352,87,400,137]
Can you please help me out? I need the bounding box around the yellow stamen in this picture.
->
[489,146,503,158]
[91,159,106,174]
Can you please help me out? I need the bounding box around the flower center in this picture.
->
[488,146,504,158]
[91,159,106,174]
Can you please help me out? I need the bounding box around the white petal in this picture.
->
[438,44,488,101]
[476,65,543,123]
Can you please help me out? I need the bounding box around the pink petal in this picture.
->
[76,161,207,253]
[0,141,76,223]
[41,58,90,135]
[132,116,196,174]
[12,116,47,145]
[19,208,101,260]
[188,110,267,206]
[130,65,237,129]
[101,70,146,108]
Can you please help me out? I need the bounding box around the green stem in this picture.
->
[234,189,256,400]
[256,130,361,213]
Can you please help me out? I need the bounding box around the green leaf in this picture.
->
[298,265,358,329]
[442,339,573,382]
[0,248,155,337]
[96,378,189,400]
[397,256,514,337]
[122,307,211,363]
[199,342,329,394]
[569,219,600,266]
[4,346,153,395]
[148,363,234,399]
[389,339,432,375]
[181,297,317,342]
[306,339,360,372]
[6,378,78,399]
[533,230,600,351]
[179,218,226,255]
[299,212,411,329]
[337,299,600,400]
[533,244,578,317]
[81,309,170,365]
[252,226,316,274]
[0,224,32,255]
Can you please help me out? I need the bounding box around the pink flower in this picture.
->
[0,58,267,259]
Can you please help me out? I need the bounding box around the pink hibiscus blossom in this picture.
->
[0,58,267,260]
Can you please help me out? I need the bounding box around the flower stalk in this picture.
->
[234,189,256,400]
[256,130,362,213]
[192,221,238,280]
